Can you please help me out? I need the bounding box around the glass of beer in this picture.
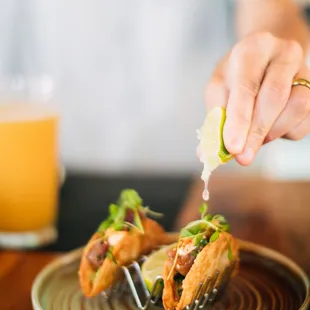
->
[0,76,59,248]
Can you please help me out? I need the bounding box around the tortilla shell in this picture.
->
[79,218,176,297]
[163,232,239,310]
[79,229,142,297]
[162,255,179,310]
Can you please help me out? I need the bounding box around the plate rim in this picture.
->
[31,239,310,310]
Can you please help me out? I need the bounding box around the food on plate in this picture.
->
[162,203,239,310]
[79,189,175,297]
[141,244,170,293]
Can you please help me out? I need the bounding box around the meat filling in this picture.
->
[124,209,145,224]
[87,239,109,269]
[168,247,195,277]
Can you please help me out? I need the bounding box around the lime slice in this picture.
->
[198,107,232,168]
[197,107,233,200]
[141,245,174,292]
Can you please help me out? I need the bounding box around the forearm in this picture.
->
[236,0,309,55]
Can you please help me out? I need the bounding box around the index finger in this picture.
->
[224,33,275,154]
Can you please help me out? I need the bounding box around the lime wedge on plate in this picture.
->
[197,107,233,200]
[141,245,173,292]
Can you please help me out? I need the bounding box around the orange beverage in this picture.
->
[0,102,58,233]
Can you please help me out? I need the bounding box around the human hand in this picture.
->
[205,31,310,166]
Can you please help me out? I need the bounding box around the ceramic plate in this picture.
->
[32,240,309,310]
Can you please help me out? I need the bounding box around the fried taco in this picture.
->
[162,204,239,310]
[79,189,175,297]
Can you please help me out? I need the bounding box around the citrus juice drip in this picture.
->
[0,103,58,231]
[197,107,232,201]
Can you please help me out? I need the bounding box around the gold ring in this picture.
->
[292,78,310,90]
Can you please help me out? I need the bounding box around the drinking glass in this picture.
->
[0,76,59,248]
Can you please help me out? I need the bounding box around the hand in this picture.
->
[205,31,310,166]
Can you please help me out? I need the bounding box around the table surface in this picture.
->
[0,173,309,310]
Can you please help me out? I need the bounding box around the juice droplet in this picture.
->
[202,188,209,201]
[201,169,211,201]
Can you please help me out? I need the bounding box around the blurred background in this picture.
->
[0,1,309,269]
[0,0,310,177]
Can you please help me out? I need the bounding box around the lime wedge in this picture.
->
[141,245,173,292]
[197,107,233,200]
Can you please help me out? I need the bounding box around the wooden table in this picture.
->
[0,251,59,310]
[0,174,309,310]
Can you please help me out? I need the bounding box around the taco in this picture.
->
[79,189,175,297]
[162,204,239,310]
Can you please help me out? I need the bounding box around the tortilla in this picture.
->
[79,220,175,297]
[162,257,179,310]
[163,232,239,310]
[79,229,143,297]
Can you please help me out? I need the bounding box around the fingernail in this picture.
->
[237,148,254,164]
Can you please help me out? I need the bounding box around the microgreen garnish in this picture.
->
[210,230,219,242]
[193,234,204,246]
[212,214,230,232]
[98,217,114,232]
[169,203,231,277]
[143,207,164,218]
[109,203,118,217]
[111,222,124,231]
[179,203,230,241]
[118,189,142,208]
[97,189,162,234]
[199,202,208,218]
[134,210,144,233]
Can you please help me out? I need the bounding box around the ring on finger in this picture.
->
[292,78,310,90]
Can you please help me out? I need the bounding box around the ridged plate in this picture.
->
[32,240,309,310]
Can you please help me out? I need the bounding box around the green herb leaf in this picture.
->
[212,214,230,232]
[134,210,144,233]
[109,204,118,217]
[114,207,126,223]
[118,189,142,208]
[180,229,193,238]
[97,217,113,232]
[98,189,163,234]
[204,214,212,221]
[111,222,124,231]
[212,214,226,224]
[179,219,219,240]
[228,242,233,261]
[199,203,208,219]
[193,234,203,246]
[210,230,219,242]
[143,207,164,218]
[182,220,208,236]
